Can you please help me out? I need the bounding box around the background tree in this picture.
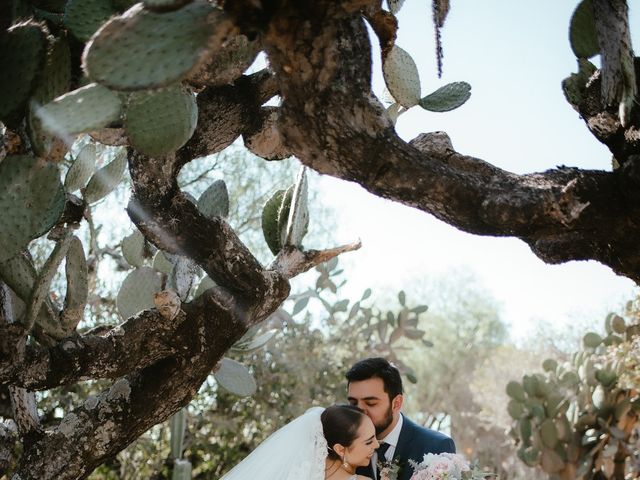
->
[1,0,640,478]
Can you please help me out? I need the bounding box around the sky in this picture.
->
[305,1,640,340]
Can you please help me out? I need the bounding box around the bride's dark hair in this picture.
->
[321,404,366,460]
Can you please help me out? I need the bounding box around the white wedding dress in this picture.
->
[220,407,328,480]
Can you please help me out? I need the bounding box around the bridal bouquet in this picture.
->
[407,453,488,480]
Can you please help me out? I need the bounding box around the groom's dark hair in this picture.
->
[346,357,403,400]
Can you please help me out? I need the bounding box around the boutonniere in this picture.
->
[378,458,401,480]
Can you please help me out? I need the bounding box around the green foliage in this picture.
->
[0,21,47,126]
[65,143,97,192]
[124,85,198,156]
[383,44,421,108]
[115,267,162,320]
[37,83,123,137]
[419,82,472,112]
[197,179,229,219]
[569,0,599,59]
[64,0,115,42]
[28,35,71,158]
[60,236,88,332]
[261,189,288,255]
[83,148,127,203]
[213,358,257,397]
[0,155,65,263]
[509,304,640,478]
[83,1,218,90]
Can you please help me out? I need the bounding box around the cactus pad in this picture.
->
[28,36,72,159]
[382,45,421,108]
[387,0,405,14]
[152,250,174,274]
[143,0,191,11]
[213,358,257,397]
[83,1,218,90]
[65,143,96,192]
[197,180,229,219]
[0,253,38,301]
[283,167,309,248]
[169,409,187,459]
[0,156,65,263]
[124,85,197,156]
[84,148,127,203]
[570,0,599,59]
[36,82,123,137]
[0,22,47,126]
[60,236,88,332]
[121,230,145,268]
[116,267,162,320]
[64,0,117,42]
[261,189,286,255]
[24,234,73,333]
[419,82,471,112]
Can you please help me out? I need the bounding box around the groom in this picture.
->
[346,357,456,480]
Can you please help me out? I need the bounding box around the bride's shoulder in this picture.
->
[356,476,372,480]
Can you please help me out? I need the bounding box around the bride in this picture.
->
[221,404,379,480]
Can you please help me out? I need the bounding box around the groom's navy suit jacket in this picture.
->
[357,415,456,480]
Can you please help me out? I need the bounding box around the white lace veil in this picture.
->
[220,406,327,480]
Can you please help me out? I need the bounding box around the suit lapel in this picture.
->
[392,414,412,462]
[393,415,415,480]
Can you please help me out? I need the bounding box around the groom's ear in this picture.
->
[391,394,403,413]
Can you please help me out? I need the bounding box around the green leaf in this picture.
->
[292,296,309,316]
[83,1,218,90]
[124,85,197,156]
[419,81,471,112]
[36,83,122,136]
[569,0,599,59]
[65,143,96,192]
[197,179,229,219]
[84,148,127,203]
[386,0,405,14]
[382,45,421,108]
[398,290,406,306]
[213,358,257,397]
[116,267,161,320]
[0,156,65,262]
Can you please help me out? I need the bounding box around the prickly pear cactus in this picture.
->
[27,35,71,159]
[0,156,65,263]
[64,143,97,192]
[508,312,640,479]
[60,236,88,332]
[283,167,309,248]
[121,230,146,268]
[213,358,257,397]
[116,267,162,320]
[570,0,599,59]
[64,0,116,42]
[261,188,288,256]
[382,45,421,108]
[36,82,123,137]
[197,179,229,220]
[83,148,127,203]
[419,82,472,112]
[124,85,197,156]
[0,21,47,126]
[83,1,219,90]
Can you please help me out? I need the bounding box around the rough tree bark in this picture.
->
[2,1,640,478]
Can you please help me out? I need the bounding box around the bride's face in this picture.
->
[346,416,379,467]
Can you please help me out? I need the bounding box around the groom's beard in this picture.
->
[374,406,394,436]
